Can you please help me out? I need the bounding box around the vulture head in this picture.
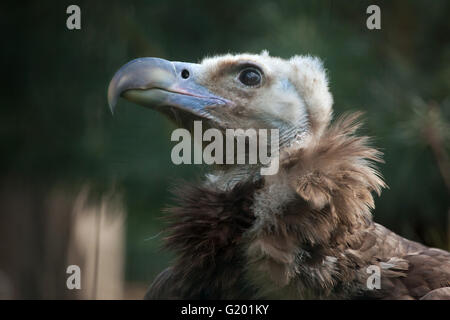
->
[108,52,333,154]
[108,52,450,300]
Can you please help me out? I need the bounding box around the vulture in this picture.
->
[108,52,450,300]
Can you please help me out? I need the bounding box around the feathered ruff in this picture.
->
[245,112,387,298]
[147,180,261,299]
[146,112,450,300]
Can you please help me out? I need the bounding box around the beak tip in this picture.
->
[108,98,116,115]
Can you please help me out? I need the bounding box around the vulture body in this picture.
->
[108,52,450,300]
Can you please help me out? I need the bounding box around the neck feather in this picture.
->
[163,112,386,298]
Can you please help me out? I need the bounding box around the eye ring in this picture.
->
[238,68,262,87]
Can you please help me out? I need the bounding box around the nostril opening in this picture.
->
[181,69,190,79]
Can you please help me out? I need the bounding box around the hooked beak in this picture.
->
[107,58,230,122]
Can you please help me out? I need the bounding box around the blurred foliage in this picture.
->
[3,0,449,284]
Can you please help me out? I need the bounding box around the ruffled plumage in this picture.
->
[147,113,450,300]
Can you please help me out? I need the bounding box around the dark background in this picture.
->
[1,0,449,299]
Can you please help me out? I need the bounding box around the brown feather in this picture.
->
[146,112,450,300]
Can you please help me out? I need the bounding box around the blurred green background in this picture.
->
[1,0,449,298]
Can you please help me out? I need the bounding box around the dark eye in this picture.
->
[181,69,190,79]
[239,68,262,86]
